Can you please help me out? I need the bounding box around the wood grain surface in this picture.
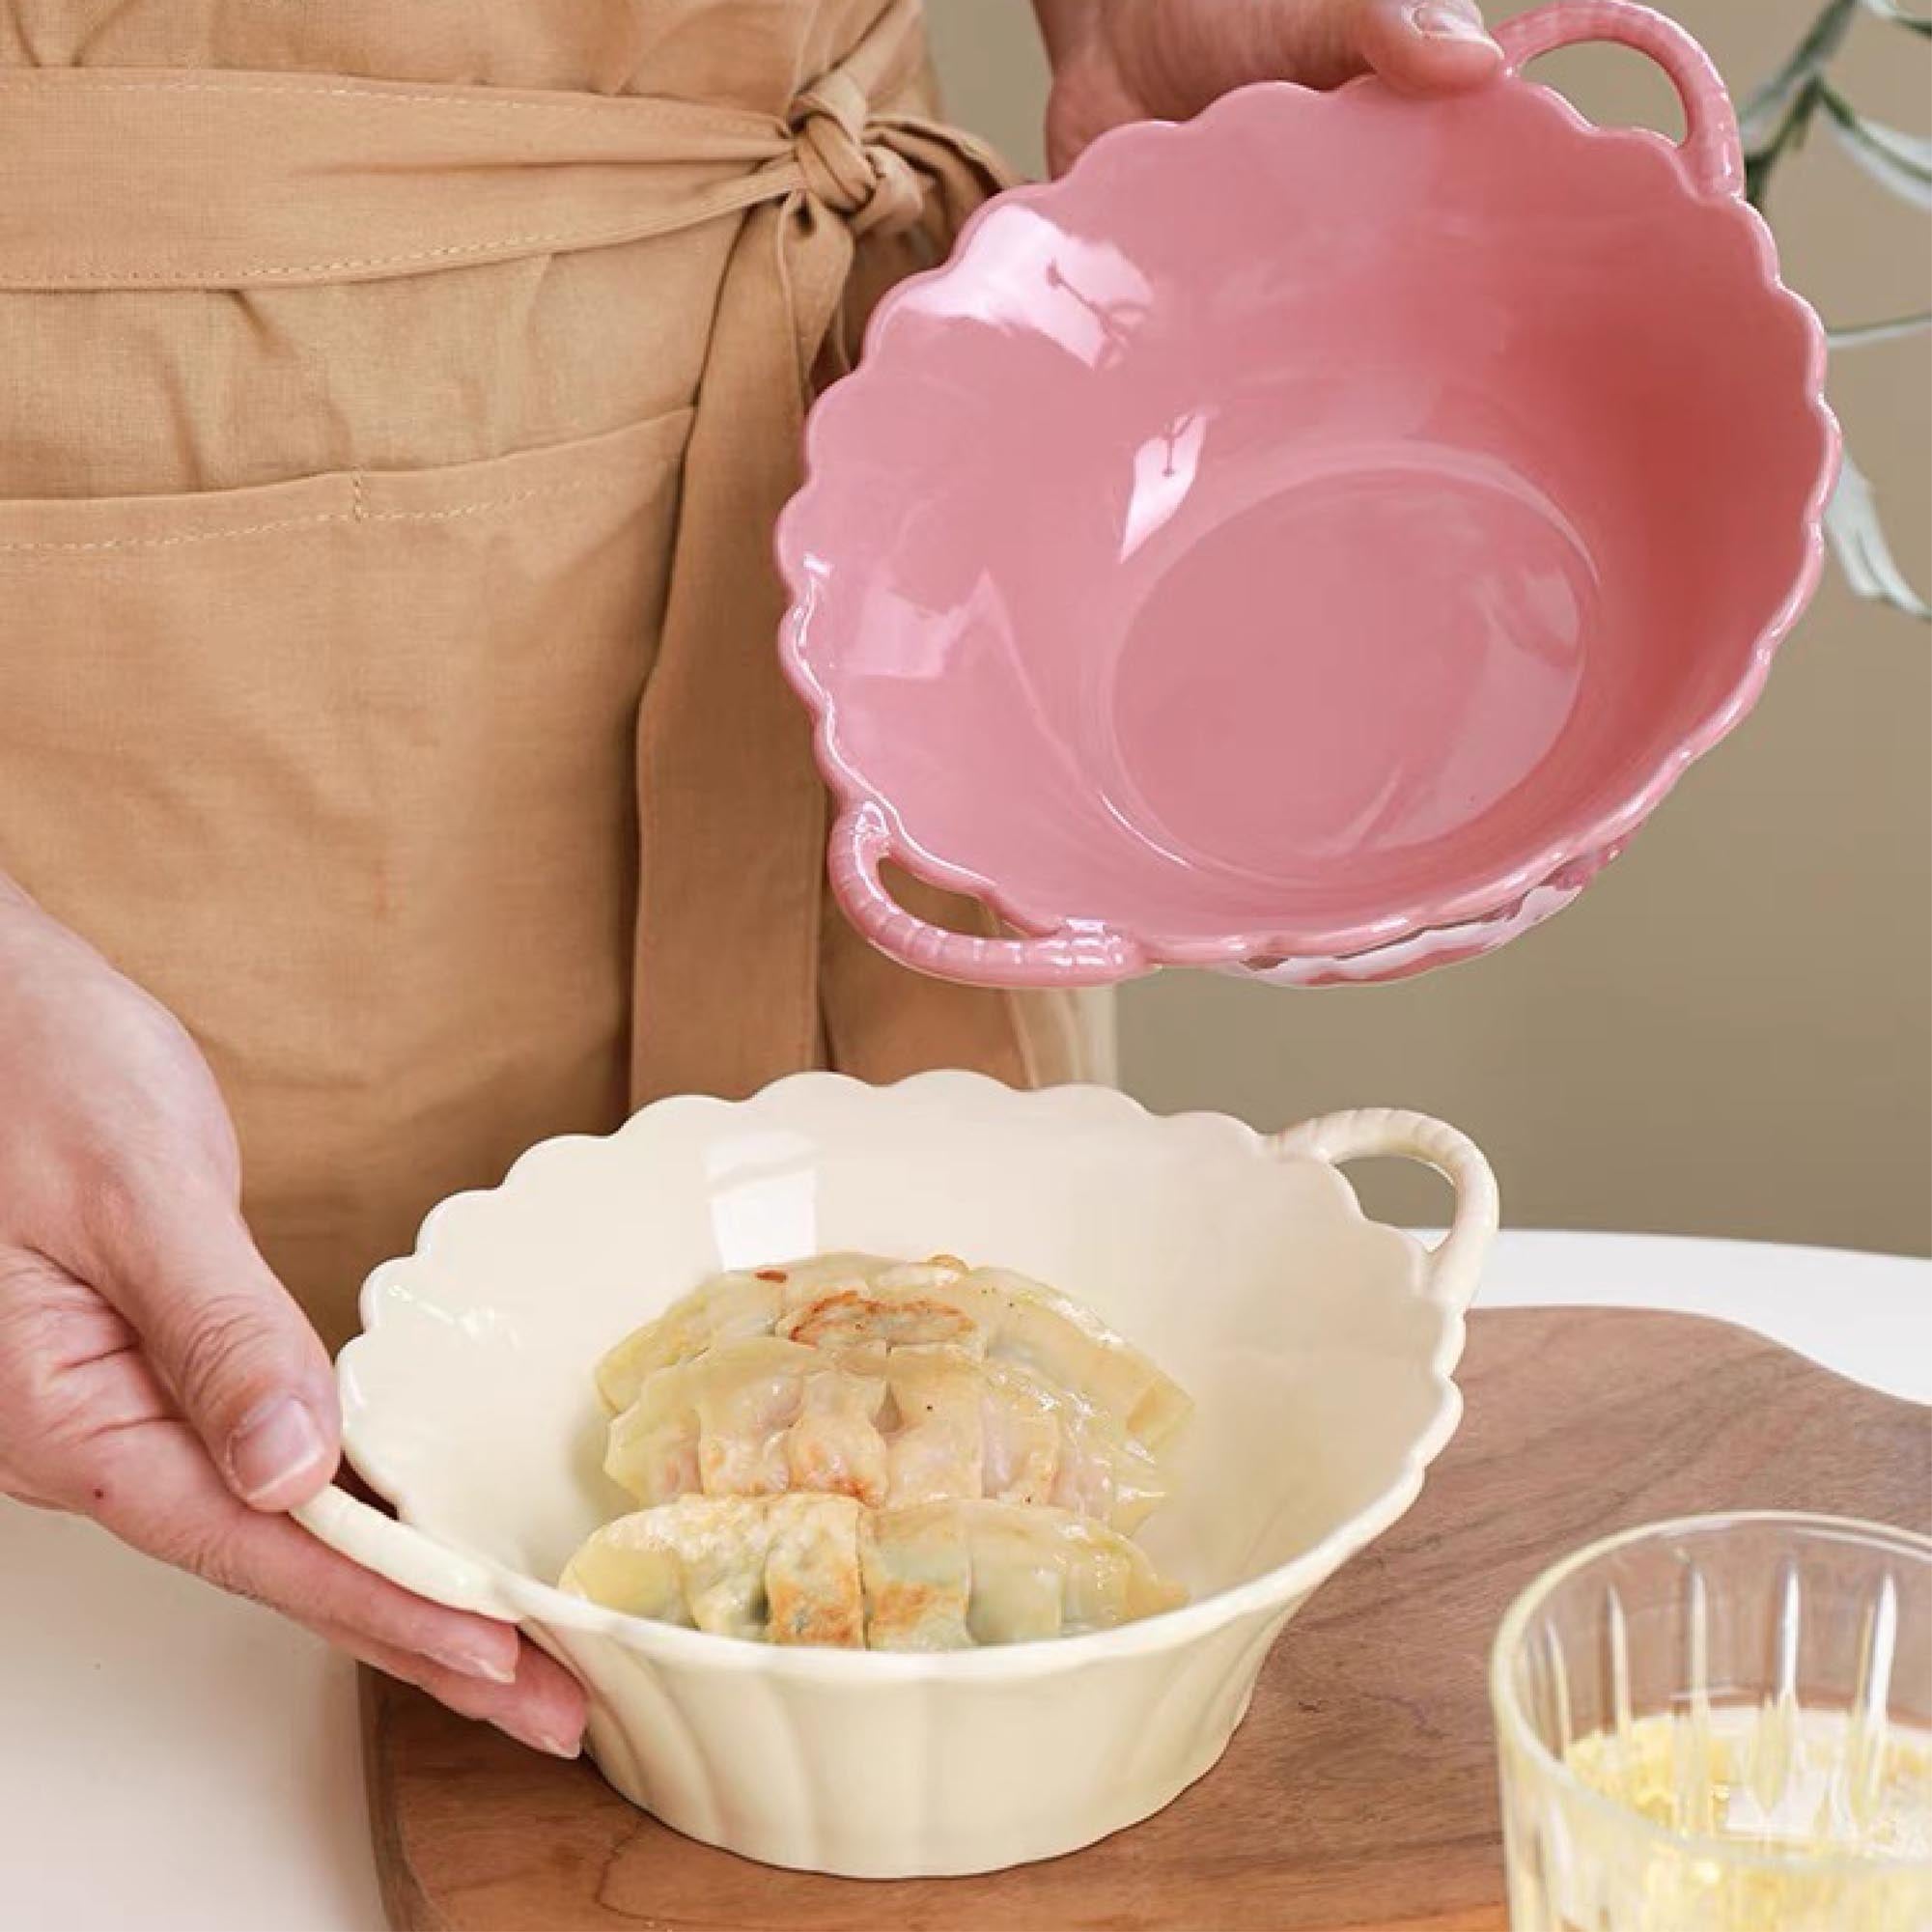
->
[362,1307,1932,1932]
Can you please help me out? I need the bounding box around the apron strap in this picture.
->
[0,70,792,291]
[630,0,1037,1102]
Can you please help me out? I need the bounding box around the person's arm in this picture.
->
[0,877,583,1757]
[1032,0,1502,175]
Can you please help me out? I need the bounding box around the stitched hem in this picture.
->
[0,474,631,555]
[0,72,779,139]
[0,173,794,287]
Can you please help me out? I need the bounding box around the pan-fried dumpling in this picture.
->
[862,1499,1186,1649]
[559,1495,1185,1649]
[603,1336,1167,1529]
[561,1492,867,1646]
[596,1254,1190,1452]
[593,1253,872,1412]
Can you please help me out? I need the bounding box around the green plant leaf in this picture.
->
[1827,310,1932,347]
[1739,0,1860,147]
[1824,448,1932,620]
[1743,1,1928,623]
[1859,0,1931,34]
[1819,86,1932,208]
[1744,75,1826,209]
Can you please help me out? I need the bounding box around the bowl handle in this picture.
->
[830,802,1147,988]
[1270,1108,1500,1313]
[294,1483,522,1622]
[1496,0,1744,200]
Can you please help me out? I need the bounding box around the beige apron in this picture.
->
[0,0,1109,1353]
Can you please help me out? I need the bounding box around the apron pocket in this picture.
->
[0,408,692,1344]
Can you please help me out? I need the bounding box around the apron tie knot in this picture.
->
[790,70,923,238]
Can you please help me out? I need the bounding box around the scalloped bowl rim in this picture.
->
[334,1072,1473,1681]
[773,73,1839,970]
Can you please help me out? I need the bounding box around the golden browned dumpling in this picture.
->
[559,1494,1184,1649]
[595,1253,1191,1452]
[573,1253,1190,1650]
[603,1334,1168,1529]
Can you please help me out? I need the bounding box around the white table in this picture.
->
[4,1231,1926,1932]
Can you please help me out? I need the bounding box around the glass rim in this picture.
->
[1488,1508,1932,1880]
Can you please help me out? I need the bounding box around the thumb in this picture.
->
[1357,0,1504,94]
[92,1183,342,1511]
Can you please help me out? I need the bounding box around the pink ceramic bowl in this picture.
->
[777,0,1837,990]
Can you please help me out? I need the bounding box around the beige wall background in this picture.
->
[926,0,1932,1253]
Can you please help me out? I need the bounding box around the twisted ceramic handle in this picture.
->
[1497,0,1744,199]
[831,803,1147,989]
[1270,1108,1500,1312]
[294,1483,521,1622]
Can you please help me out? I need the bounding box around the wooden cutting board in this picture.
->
[362,1307,1931,1932]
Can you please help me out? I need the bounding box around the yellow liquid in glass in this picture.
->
[1551,1706,1932,1932]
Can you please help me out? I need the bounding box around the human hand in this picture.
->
[0,883,584,1756]
[1035,0,1503,174]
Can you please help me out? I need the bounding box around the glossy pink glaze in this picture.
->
[776,0,1838,989]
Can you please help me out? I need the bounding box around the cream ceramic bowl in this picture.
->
[295,1074,1498,1877]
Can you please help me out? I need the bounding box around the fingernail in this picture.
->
[502,1719,582,1760]
[227,1395,328,1504]
[1410,1,1497,42]
[429,1641,518,1686]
